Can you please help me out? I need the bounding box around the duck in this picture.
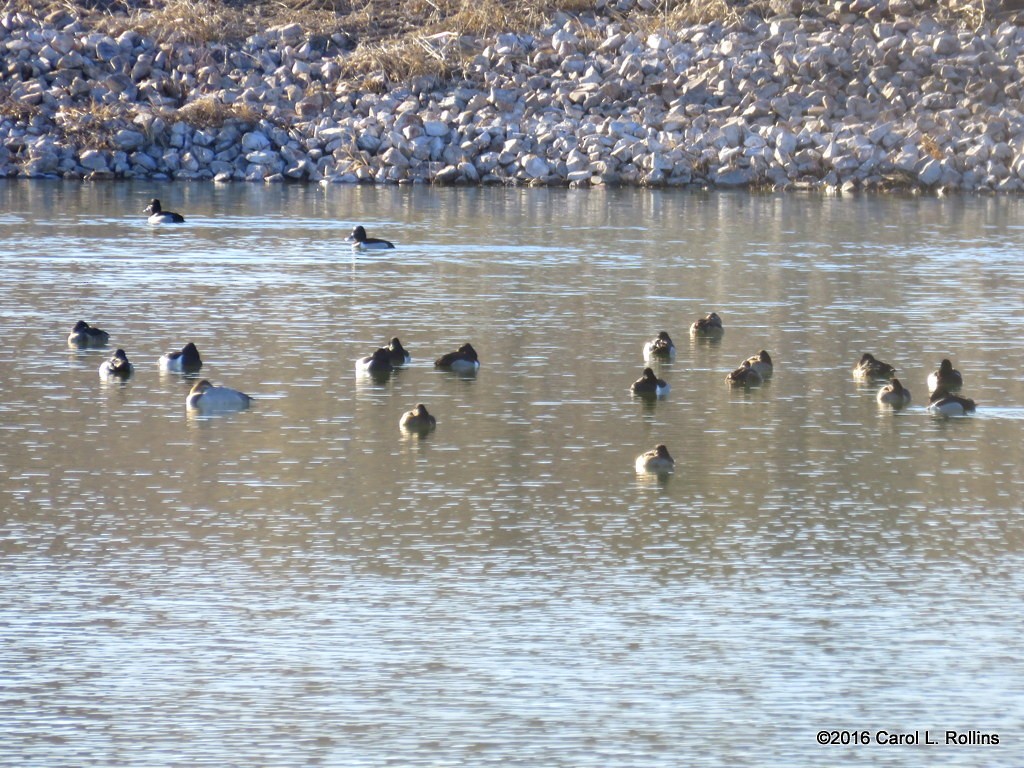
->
[159,342,202,373]
[853,352,897,380]
[630,367,670,397]
[690,312,724,336]
[67,320,110,347]
[387,337,411,366]
[358,347,394,375]
[726,360,763,386]
[98,348,134,379]
[186,379,252,412]
[927,358,963,394]
[434,343,480,372]
[643,331,676,360]
[144,198,185,224]
[876,377,911,407]
[400,403,437,431]
[927,386,976,416]
[635,444,675,474]
[745,349,773,378]
[345,225,395,250]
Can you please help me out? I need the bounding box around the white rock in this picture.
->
[918,158,942,186]
[79,150,108,171]
[381,147,410,168]
[423,120,449,137]
[775,130,797,156]
[523,154,550,178]
[241,131,271,151]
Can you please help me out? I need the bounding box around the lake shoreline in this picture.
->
[3,2,1024,193]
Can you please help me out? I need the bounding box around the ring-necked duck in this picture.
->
[68,320,110,347]
[387,337,411,366]
[877,377,911,407]
[159,342,202,373]
[927,358,963,394]
[745,350,773,377]
[630,367,670,396]
[358,347,394,375]
[434,343,479,371]
[927,386,976,416]
[690,312,724,336]
[99,348,134,378]
[726,360,763,386]
[853,352,896,380]
[643,331,676,360]
[635,444,675,473]
[345,225,395,250]
[186,379,252,412]
[144,199,185,224]
[400,403,437,430]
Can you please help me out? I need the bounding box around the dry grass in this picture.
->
[639,0,752,28]
[919,134,945,160]
[335,32,467,89]
[414,0,594,36]
[175,97,261,129]
[70,0,603,47]
[54,101,134,149]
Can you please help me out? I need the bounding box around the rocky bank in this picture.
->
[2,0,1024,192]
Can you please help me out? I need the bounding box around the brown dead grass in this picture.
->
[175,97,262,129]
[54,101,134,149]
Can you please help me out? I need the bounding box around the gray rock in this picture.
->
[522,154,550,178]
[241,131,271,151]
[113,129,146,151]
[94,37,119,62]
[381,147,410,168]
[918,159,943,186]
[79,149,109,172]
[245,150,278,165]
[423,120,449,138]
[714,167,754,186]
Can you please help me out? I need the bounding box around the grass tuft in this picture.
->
[55,101,135,149]
[175,98,261,129]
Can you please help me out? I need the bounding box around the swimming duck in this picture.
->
[630,367,670,396]
[635,444,675,473]
[358,347,394,375]
[434,343,480,372]
[690,312,724,336]
[927,358,963,394]
[67,320,110,347]
[186,379,252,412]
[387,337,411,366]
[927,386,976,416]
[726,360,763,386]
[159,342,202,373]
[643,331,676,360]
[144,198,185,224]
[876,377,911,407]
[853,352,897,380]
[400,403,437,431]
[345,225,395,250]
[745,350,773,377]
[98,348,134,378]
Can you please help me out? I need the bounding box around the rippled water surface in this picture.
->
[2,181,1023,767]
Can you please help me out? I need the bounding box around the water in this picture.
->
[1,180,1022,767]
